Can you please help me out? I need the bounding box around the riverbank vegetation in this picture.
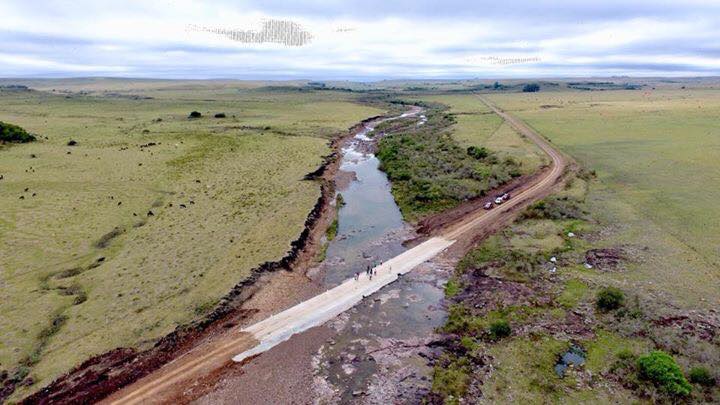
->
[376,103,523,221]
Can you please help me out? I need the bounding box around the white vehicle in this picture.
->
[483,202,493,210]
[494,197,504,205]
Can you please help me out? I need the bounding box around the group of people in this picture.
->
[354,264,378,281]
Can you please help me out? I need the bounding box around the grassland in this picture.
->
[0,83,383,400]
[413,94,549,175]
[433,171,719,403]
[432,86,720,404]
[487,89,720,309]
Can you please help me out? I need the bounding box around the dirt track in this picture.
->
[102,96,570,405]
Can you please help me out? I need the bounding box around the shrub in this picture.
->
[522,83,540,92]
[444,278,461,297]
[432,360,471,400]
[520,196,587,220]
[326,219,338,241]
[596,287,625,311]
[466,146,489,160]
[214,112,226,118]
[488,320,512,340]
[689,366,715,386]
[637,351,691,396]
[188,111,202,118]
[0,121,36,143]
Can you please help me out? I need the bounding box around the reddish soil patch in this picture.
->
[652,314,720,342]
[585,247,624,270]
[456,269,553,313]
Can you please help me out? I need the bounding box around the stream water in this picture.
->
[312,108,452,402]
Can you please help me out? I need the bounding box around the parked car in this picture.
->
[483,202,493,210]
[494,197,504,204]
[502,192,511,200]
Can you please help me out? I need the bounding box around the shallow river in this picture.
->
[313,108,449,402]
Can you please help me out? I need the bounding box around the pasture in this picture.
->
[417,94,549,174]
[488,89,720,309]
[0,83,382,399]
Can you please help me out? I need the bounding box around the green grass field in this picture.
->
[415,94,549,174]
[432,86,720,404]
[0,83,383,399]
[488,89,720,309]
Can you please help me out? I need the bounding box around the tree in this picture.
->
[188,111,202,118]
[522,83,540,92]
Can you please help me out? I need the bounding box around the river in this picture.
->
[312,107,450,402]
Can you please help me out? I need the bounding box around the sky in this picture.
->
[2,0,720,80]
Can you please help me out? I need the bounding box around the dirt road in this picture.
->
[443,96,568,239]
[104,96,569,405]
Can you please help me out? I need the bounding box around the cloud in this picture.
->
[189,19,313,47]
[0,0,718,79]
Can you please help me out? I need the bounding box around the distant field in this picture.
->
[0,84,382,399]
[417,94,549,174]
[488,89,720,308]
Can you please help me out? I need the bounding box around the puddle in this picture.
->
[555,344,586,377]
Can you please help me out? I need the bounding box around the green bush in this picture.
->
[376,105,521,219]
[326,219,338,241]
[432,360,471,401]
[488,320,512,340]
[637,351,692,396]
[0,121,35,143]
[466,145,489,160]
[444,278,461,297]
[689,366,715,386]
[520,196,587,220]
[596,287,625,311]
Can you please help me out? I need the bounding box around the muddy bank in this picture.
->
[15,117,383,405]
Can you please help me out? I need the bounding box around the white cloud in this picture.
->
[1,0,719,78]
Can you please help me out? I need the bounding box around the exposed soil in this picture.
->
[651,313,720,342]
[193,326,334,405]
[584,247,625,270]
[456,268,553,311]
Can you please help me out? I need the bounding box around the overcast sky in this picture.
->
[2,0,719,80]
